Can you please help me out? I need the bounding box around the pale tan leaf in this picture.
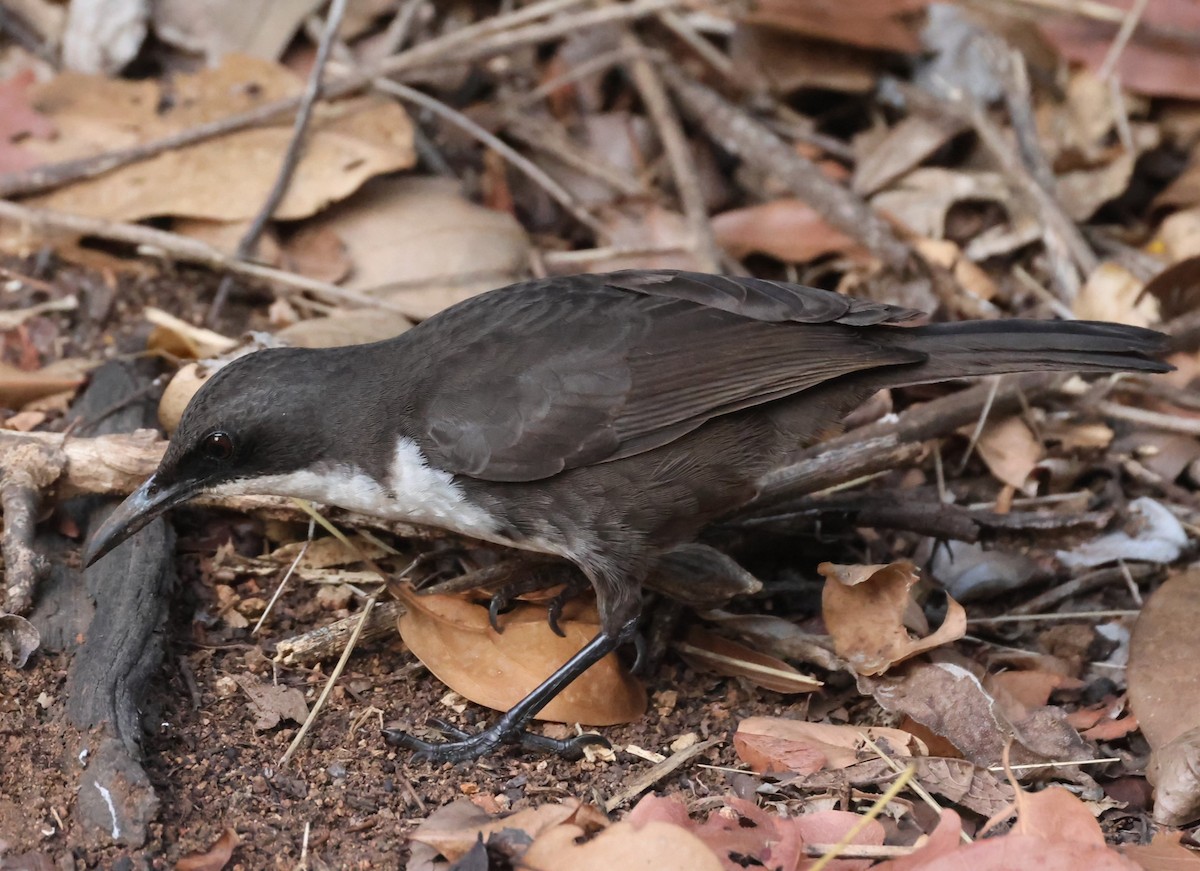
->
[394,586,645,725]
[820,561,966,675]
[1074,262,1158,327]
[0,359,93,409]
[410,799,604,863]
[143,307,238,359]
[1121,830,1200,870]
[274,310,413,349]
[523,821,724,871]
[733,716,924,774]
[973,415,1043,492]
[711,198,864,263]
[676,627,822,694]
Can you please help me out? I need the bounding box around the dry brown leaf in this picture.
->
[873,809,963,871]
[298,176,530,320]
[280,224,352,285]
[872,167,1011,240]
[1130,569,1200,824]
[1121,830,1200,870]
[711,198,864,263]
[820,561,966,675]
[865,657,1093,768]
[176,827,239,871]
[0,358,93,409]
[730,25,881,94]
[234,673,308,731]
[1140,255,1200,320]
[523,820,724,871]
[740,0,925,52]
[733,716,924,775]
[1039,3,1200,100]
[574,204,705,274]
[854,115,968,196]
[913,238,997,302]
[987,670,1083,712]
[410,798,605,864]
[158,363,214,434]
[143,307,238,360]
[972,415,1043,492]
[1074,262,1159,327]
[27,56,414,223]
[676,627,822,694]
[394,586,645,725]
[1058,150,1141,223]
[152,0,323,63]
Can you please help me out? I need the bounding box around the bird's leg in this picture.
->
[383,617,639,763]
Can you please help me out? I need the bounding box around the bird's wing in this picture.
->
[413,270,927,481]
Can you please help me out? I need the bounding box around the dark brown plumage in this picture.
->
[85,270,1171,761]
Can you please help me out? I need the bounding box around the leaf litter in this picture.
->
[3,0,1200,866]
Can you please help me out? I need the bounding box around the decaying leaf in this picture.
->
[1074,262,1159,328]
[864,657,1093,769]
[711,198,864,263]
[1120,830,1200,870]
[409,798,606,865]
[143,307,239,360]
[972,415,1043,492]
[297,176,530,320]
[733,717,924,775]
[0,613,40,669]
[523,819,724,871]
[700,610,842,671]
[176,827,240,871]
[820,561,966,675]
[677,627,822,694]
[27,55,414,223]
[1130,569,1200,825]
[235,673,308,731]
[273,309,413,349]
[0,359,94,409]
[394,586,645,725]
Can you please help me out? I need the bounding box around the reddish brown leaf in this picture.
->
[733,717,924,775]
[176,828,239,871]
[711,199,864,263]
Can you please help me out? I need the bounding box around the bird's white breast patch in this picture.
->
[208,438,502,541]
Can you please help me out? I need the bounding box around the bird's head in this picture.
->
[84,347,335,566]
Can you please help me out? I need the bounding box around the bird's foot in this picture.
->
[383,717,608,763]
[488,572,591,637]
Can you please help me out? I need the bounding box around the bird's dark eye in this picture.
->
[202,431,234,461]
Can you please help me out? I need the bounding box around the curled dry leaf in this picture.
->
[733,716,925,775]
[176,827,240,871]
[234,673,308,731]
[972,415,1043,493]
[0,613,40,668]
[819,561,966,676]
[394,586,645,725]
[711,199,864,263]
[1129,568,1200,825]
[676,627,822,695]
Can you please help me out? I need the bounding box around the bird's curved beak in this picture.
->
[83,474,195,567]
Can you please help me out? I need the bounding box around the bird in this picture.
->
[84,269,1170,762]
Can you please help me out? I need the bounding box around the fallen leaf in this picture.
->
[740,0,926,52]
[820,561,966,675]
[0,359,93,409]
[733,717,924,774]
[394,586,645,725]
[1040,3,1200,100]
[1121,830,1200,870]
[730,24,880,94]
[158,363,214,434]
[854,114,969,196]
[523,820,724,871]
[176,827,239,871]
[280,223,352,285]
[1058,150,1143,222]
[0,613,40,668]
[298,175,530,320]
[972,415,1043,492]
[573,203,705,273]
[913,238,997,303]
[987,670,1083,712]
[410,798,605,864]
[274,309,413,349]
[0,68,56,172]
[872,167,1013,240]
[677,627,822,694]
[864,657,1093,768]
[1057,497,1186,569]
[152,0,323,63]
[873,809,963,871]
[711,198,865,263]
[1074,262,1159,327]
[1130,568,1200,825]
[1139,255,1200,321]
[235,673,308,731]
[27,56,414,223]
[144,307,238,360]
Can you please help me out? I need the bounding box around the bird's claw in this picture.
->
[383,719,609,763]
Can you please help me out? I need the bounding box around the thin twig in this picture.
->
[1094,399,1200,436]
[623,34,720,271]
[956,375,1003,475]
[253,520,315,636]
[1097,0,1150,80]
[809,765,916,871]
[280,593,380,768]
[861,734,971,844]
[208,0,349,325]
[967,609,1140,625]
[363,76,607,237]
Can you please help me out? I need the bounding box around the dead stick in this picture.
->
[208,0,350,324]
